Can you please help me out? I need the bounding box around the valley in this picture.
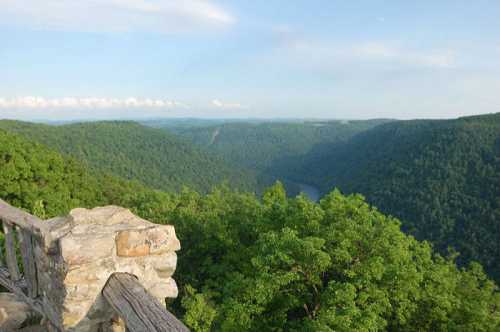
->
[3,2,500,330]
[1,113,499,331]
[149,113,500,281]
[295,182,321,202]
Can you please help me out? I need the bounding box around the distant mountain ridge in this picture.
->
[0,120,261,193]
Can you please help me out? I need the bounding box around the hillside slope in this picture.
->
[0,128,169,218]
[0,120,260,193]
[169,120,391,189]
[1,128,500,330]
[301,113,500,279]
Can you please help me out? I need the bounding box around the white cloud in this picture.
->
[0,96,188,109]
[211,99,247,109]
[0,0,235,33]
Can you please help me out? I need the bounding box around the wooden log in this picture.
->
[18,228,38,298]
[102,273,190,332]
[3,222,21,281]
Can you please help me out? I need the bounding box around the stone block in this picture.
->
[115,225,180,257]
[34,206,181,332]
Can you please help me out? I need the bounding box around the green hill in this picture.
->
[1,129,499,330]
[0,128,168,218]
[168,119,391,192]
[0,120,260,194]
[157,114,500,282]
[299,113,500,280]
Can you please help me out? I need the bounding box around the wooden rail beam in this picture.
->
[0,199,48,236]
[103,273,190,332]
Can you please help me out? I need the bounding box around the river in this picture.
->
[296,183,321,202]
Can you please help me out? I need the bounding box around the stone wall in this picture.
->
[34,206,180,331]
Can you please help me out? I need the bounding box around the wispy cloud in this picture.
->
[0,0,235,33]
[352,42,456,68]
[211,99,248,109]
[274,37,457,70]
[0,97,188,109]
[267,25,456,70]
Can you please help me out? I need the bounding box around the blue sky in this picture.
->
[1,0,500,120]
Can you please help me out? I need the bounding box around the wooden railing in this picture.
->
[0,199,189,332]
[0,199,47,318]
[103,273,189,332]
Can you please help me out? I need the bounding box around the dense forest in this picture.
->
[155,114,500,283]
[1,128,500,331]
[167,120,391,186]
[0,127,172,218]
[295,113,500,281]
[0,120,261,194]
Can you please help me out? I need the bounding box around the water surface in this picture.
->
[297,183,321,202]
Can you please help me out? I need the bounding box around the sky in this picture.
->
[1,0,500,120]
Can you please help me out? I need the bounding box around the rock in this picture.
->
[0,293,38,330]
[145,252,177,278]
[35,206,181,332]
[59,233,115,265]
[115,226,180,257]
[115,229,150,257]
[148,278,179,299]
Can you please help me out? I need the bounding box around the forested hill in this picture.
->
[0,120,260,193]
[300,112,500,280]
[169,119,392,182]
[0,128,168,218]
[1,128,500,330]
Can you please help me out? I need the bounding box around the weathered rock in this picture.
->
[115,225,180,257]
[0,293,38,330]
[34,206,180,332]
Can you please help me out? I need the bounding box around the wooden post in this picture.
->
[3,222,21,281]
[103,273,190,332]
[0,221,4,266]
[18,228,38,298]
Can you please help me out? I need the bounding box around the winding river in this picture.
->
[296,183,321,202]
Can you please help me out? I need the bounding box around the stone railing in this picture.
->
[0,199,189,331]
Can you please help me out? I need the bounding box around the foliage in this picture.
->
[299,113,500,281]
[180,285,217,332]
[0,128,171,217]
[169,120,391,193]
[164,114,500,283]
[161,184,500,331]
[0,120,260,194]
[2,117,500,330]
